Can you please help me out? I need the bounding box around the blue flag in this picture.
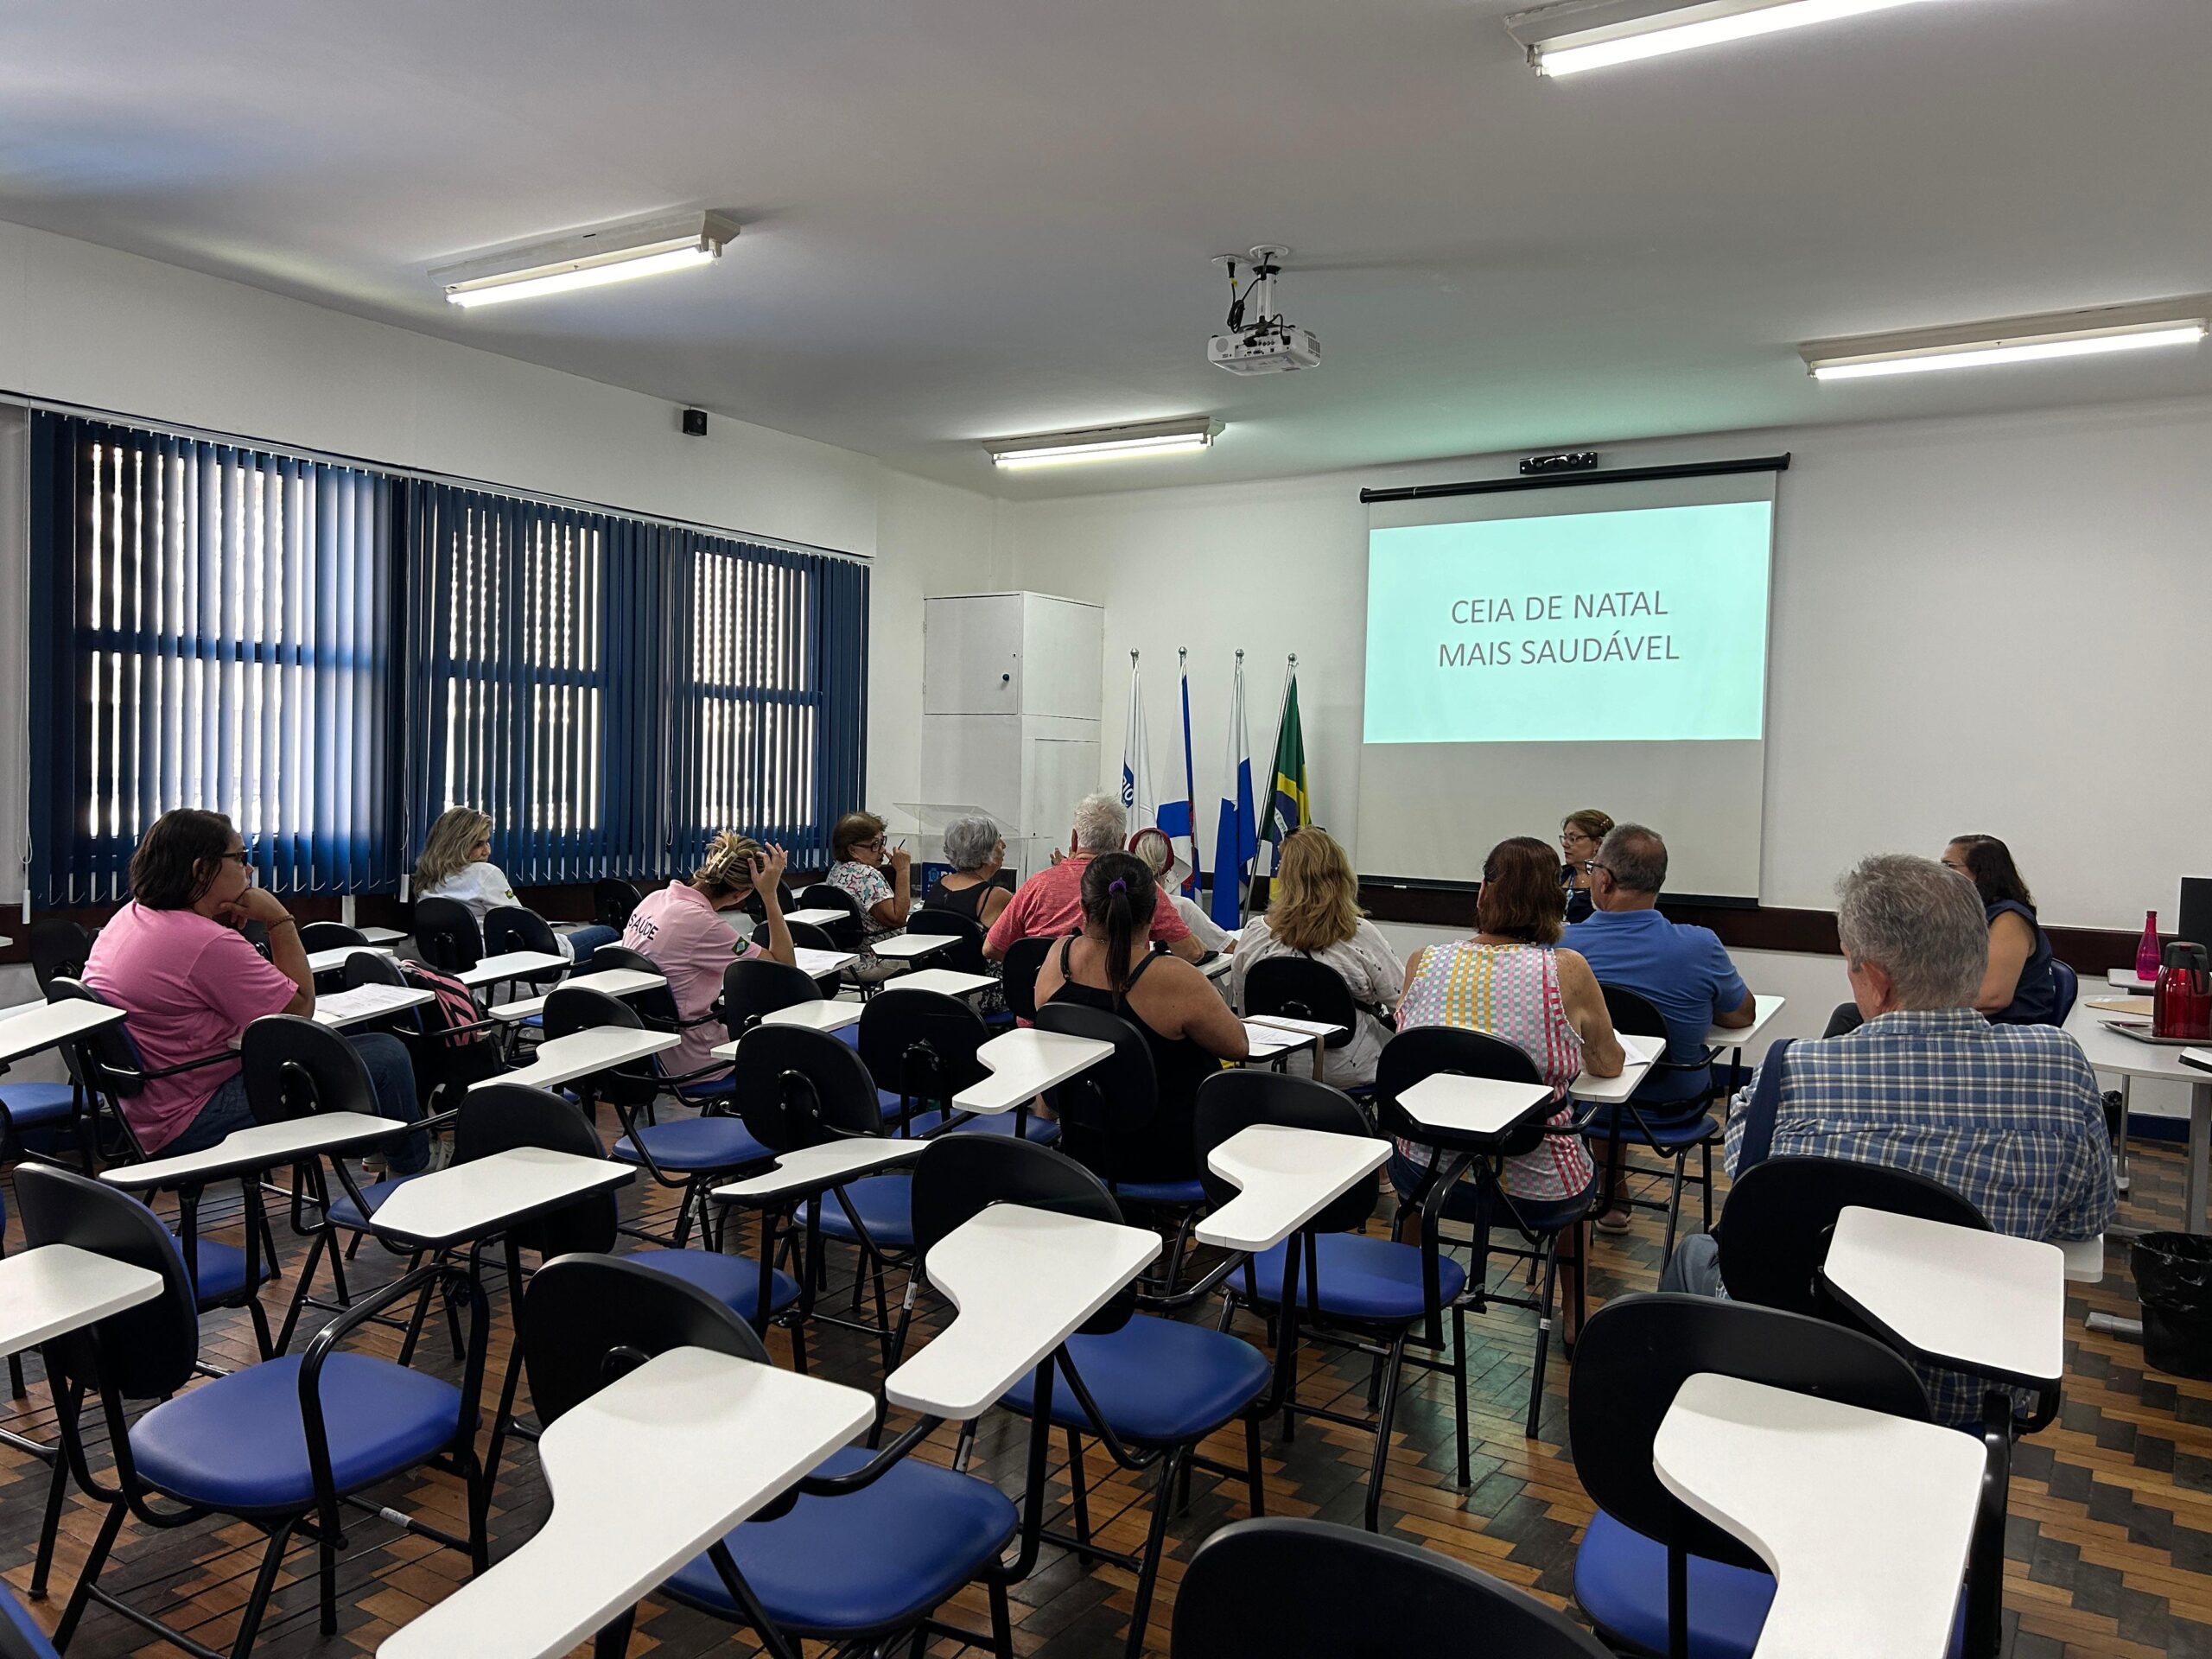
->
[1209,654,1256,927]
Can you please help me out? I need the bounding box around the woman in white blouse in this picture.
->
[412,807,620,964]
[1231,827,1404,1090]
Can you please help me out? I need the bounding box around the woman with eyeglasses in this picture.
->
[1557,808,1615,925]
[82,808,432,1170]
[825,810,912,942]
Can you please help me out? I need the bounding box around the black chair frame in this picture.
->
[1581,982,1723,1262]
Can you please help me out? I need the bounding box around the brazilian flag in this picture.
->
[1262,671,1308,857]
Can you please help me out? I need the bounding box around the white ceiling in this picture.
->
[4,0,2209,497]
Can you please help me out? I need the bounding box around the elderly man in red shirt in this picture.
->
[983,791,1205,963]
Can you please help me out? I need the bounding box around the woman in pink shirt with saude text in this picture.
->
[83,809,429,1171]
[622,832,798,1080]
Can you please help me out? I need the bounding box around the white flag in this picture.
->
[1120,659,1157,836]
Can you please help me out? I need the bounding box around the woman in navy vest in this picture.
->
[1942,835,2060,1024]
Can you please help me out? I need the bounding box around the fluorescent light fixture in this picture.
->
[434,213,738,308]
[1508,0,1941,77]
[986,418,1224,469]
[1801,301,2210,382]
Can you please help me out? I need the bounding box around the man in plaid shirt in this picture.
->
[1668,852,2115,1428]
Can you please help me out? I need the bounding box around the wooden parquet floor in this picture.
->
[1,1124,2205,1657]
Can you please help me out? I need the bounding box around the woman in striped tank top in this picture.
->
[1390,836,1624,1229]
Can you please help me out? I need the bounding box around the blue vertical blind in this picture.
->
[29,415,397,904]
[29,412,870,903]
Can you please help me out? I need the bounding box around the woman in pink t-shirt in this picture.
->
[622,834,796,1078]
[83,809,430,1171]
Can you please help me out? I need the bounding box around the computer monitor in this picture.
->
[2178,876,2212,953]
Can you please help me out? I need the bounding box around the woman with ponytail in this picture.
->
[621,832,796,1079]
[1033,851,1249,1179]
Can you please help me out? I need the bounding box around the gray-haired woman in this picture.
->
[925,815,1014,931]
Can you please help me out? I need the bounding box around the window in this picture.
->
[29,416,397,904]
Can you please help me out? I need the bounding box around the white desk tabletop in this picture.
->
[377,1345,874,1659]
[885,968,997,998]
[307,945,395,975]
[0,1244,165,1357]
[1705,993,1787,1050]
[885,1205,1160,1420]
[750,1000,865,1038]
[103,1110,407,1190]
[1818,1205,2065,1387]
[2108,968,2156,993]
[1196,1124,1389,1253]
[2061,1233,2104,1284]
[1567,1047,1656,1105]
[362,1147,635,1248]
[475,1027,679,1092]
[0,998,127,1068]
[356,925,409,946]
[952,1027,1115,1116]
[2063,997,2208,1084]
[457,950,569,988]
[869,932,958,961]
[713,1136,926,1202]
[1200,952,1235,981]
[1655,1370,1982,1659]
[489,967,668,1022]
[1394,1072,1556,1141]
[780,907,848,927]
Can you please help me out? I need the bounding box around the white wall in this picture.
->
[1003,394,2212,933]
[0,219,1001,834]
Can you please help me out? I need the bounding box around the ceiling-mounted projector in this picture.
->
[1209,246,1320,375]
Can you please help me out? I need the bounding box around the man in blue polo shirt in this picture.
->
[1566,823,1755,1230]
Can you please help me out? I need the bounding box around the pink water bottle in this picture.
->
[2137,910,2163,983]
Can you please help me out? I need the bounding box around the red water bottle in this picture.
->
[2137,910,2164,983]
[2154,942,2212,1040]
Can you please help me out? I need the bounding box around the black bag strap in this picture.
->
[1733,1037,1795,1173]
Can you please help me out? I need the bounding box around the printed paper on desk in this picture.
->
[793,947,858,976]
[1618,1032,1666,1066]
[315,984,428,1024]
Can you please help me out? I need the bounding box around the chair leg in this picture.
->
[1450,1303,1471,1485]
[1662,1154,1688,1267]
[1529,1236,1562,1440]
[232,1519,302,1659]
[954,1418,979,1473]
[320,1524,340,1636]
[592,1608,637,1657]
[55,1498,128,1649]
[6,1354,22,1402]
[29,1452,70,1599]
[1244,1413,1267,1516]
[988,1577,1015,1659]
[1700,1138,1715,1228]
[1122,1446,1184,1659]
[1066,1426,1092,1545]
[1363,1335,1408,1533]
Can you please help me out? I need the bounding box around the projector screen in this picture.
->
[1355,470,1777,900]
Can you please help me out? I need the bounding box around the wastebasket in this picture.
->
[2132,1233,2212,1380]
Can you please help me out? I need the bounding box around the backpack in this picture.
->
[398,958,493,1049]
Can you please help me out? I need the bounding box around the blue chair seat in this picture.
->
[895,1108,1059,1145]
[835,1023,862,1051]
[664,1446,1015,1634]
[1586,1101,1719,1145]
[613,1116,773,1173]
[803,1175,916,1251]
[130,1353,465,1513]
[327,1173,420,1231]
[0,1083,78,1130]
[1244,1233,1466,1323]
[1111,1177,1206,1207]
[175,1236,272,1304]
[1574,1508,1775,1659]
[674,1076,731,1101]
[628,1249,801,1325]
[1002,1315,1269,1444]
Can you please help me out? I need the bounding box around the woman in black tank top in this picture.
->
[1035,852,1250,1181]
[926,815,1014,932]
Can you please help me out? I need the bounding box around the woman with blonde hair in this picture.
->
[622,832,796,1079]
[1128,828,1235,956]
[413,805,620,963]
[1230,828,1404,1090]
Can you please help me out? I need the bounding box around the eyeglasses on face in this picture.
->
[218,850,251,867]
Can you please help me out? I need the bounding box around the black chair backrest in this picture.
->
[15,1164,200,1402]
[485,905,561,957]
[411,896,482,973]
[344,950,410,988]
[1242,956,1360,1051]
[728,1023,884,1151]
[857,988,989,1106]
[27,919,92,998]
[585,944,683,1028]
[298,921,369,952]
[594,878,645,930]
[1001,936,1053,1022]
[723,957,823,1038]
[1374,1024,1550,1157]
[1717,1155,1992,1317]
[1034,1001,1162,1183]
[522,1254,771,1432]
[1568,1293,1929,1573]
[1173,1516,1613,1659]
[906,906,989,975]
[2049,958,2080,1024]
[797,883,868,951]
[457,1084,617,1256]
[239,1014,378,1125]
[738,883,801,926]
[47,977,148,1099]
[908,1136,1135,1335]
[1599,982,1705,1081]
[1192,1070,1377,1234]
